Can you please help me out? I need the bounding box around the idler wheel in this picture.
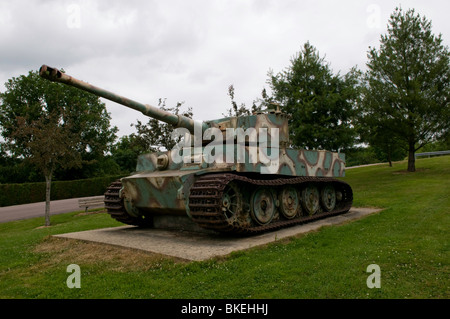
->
[251,187,276,225]
[301,184,320,215]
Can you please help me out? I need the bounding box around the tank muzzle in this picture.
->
[39,65,63,82]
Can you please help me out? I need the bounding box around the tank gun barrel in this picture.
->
[39,65,207,134]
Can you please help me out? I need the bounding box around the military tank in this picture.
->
[39,64,352,235]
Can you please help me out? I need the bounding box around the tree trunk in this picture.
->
[44,173,52,226]
[387,148,393,167]
[407,142,416,172]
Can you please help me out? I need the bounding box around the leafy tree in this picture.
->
[344,146,380,167]
[11,110,82,225]
[0,70,118,225]
[268,42,360,151]
[130,99,193,152]
[0,70,118,181]
[356,114,407,166]
[419,136,450,153]
[223,85,264,117]
[223,85,251,117]
[362,7,450,172]
[111,134,145,174]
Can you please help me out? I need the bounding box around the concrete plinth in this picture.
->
[54,207,381,261]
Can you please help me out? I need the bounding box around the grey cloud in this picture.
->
[0,0,448,137]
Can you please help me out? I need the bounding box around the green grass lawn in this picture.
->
[0,156,448,299]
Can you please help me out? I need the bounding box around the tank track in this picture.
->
[104,174,353,235]
[188,173,353,235]
[104,180,152,227]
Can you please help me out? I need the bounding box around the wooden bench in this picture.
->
[78,196,105,212]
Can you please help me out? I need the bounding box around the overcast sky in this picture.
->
[1,0,448,137]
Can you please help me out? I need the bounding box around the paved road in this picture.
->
[346,162,386,170]
[0,196,104,223]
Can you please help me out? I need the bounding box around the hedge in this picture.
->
[0,175,122,207]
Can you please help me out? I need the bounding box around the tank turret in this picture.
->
[39,65,352,235]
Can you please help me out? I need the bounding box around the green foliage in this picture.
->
[361,7,450,172]
[0,69,119,225]
[345,147,380,167]
[345,144,407,167]
[108,100,196,174]
[13,109,83,179]
[110,135,144,174]
[223,84,262,117]
[130,99,193,152]
[419,137,450,153]
[0,69,118,181]
[0,175,121,207]
[268,42,360,151]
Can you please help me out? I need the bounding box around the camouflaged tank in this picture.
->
[40,65,353,235]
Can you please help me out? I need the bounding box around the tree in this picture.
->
[130,99,193,152]
[223,85,250,117]
[355,106,407,167]
[222,84,264,117]
[268,42,360,151]
[11,110,82,226]
[111,134,146,174]
[0,70,118,225]
[358,119,406,166]
[223,84,255,117]
[363,7,450,172]
[0,70,118,181]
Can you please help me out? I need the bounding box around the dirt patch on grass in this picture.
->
[33,236,187,272]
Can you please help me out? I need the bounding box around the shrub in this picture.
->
[0,175,122,207]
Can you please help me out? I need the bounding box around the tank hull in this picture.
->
[105,147,352,235]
